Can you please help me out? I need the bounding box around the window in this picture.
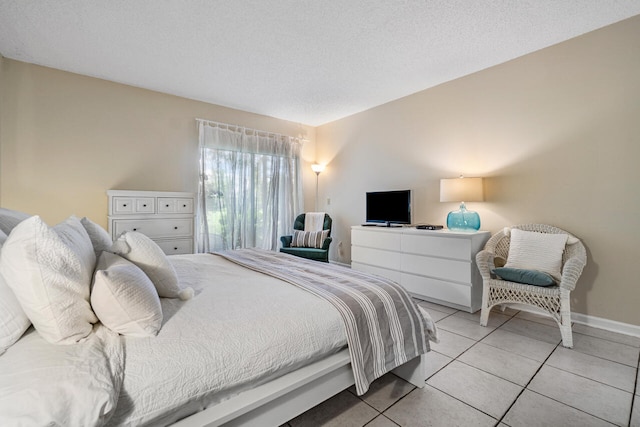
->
[197,121,303,252]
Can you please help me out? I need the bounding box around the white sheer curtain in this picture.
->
[197,120,303,252]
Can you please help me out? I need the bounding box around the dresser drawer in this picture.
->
[351,246,402,271]
[401,273,471,308]
[401,234,471,260]
[401,253,471,283]
[352,228,401,251]
[157,198,194,214]
[113,197,155,214]
[113,218,193,239]
[154,238,193,255]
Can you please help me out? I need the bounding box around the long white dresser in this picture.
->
[107,190,196,255]
[351,226,490,312]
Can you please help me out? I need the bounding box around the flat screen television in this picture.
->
[366,190,412,225]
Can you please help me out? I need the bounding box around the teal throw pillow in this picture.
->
[492,267,556,287]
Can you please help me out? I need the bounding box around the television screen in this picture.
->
[366,190,412,224]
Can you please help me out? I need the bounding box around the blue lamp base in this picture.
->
[446,202,480,232]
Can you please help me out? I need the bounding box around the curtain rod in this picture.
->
[196,118,309,142]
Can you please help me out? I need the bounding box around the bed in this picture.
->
[0,212,437,426]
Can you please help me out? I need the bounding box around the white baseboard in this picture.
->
[571,311,640,338]
[330,260,351,268]
[507,304,640,338]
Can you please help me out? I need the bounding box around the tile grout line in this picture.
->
[497,316,637,424]
[433,308,627,425]
[376,304,638,426]
[424,387,500,423]
[444,315,556,422]
[525,388,623,426]
[362,413,401,427]
[373,307,500,426]
[543,358,637,394]
[495,338,631,426]
[460,310,585,424]
[352,300,456,427]
[373,381,418,426]
[448,311,555,425]
[292,303,637,426]
[413,308,522,424]
[351,372,414,426]
[419,305,637,426]
[494,339,563,424]
[628,354,640,426]
[571,323,640,349]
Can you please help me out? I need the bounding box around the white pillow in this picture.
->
[0,207,30,235]
[80,216,113,258]
[0,275,30,355]
[111,231,193,300]
[91,252,163,337]
[505,228,568,282]
[0,216,97,344]
[0,230,31,355]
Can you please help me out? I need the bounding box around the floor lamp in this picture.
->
[311,164,325,211]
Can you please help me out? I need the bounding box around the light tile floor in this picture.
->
[284,299,640,427]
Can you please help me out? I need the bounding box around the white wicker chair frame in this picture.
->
[476,224,587,348]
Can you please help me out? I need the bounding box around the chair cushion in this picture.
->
[280,247,328,262]
[492,267,556,287]
[504,229,568,282]
[290,229,330,249]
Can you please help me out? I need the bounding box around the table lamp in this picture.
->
[440,176,483,231]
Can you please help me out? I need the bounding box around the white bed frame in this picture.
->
[173,349,427,427]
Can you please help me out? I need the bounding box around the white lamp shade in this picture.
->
[440,177,484,203]
[311,164,325,174]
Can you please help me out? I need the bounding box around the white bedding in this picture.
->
[107,253,347,426]
[0,324,123,426]
[2,252,421,426]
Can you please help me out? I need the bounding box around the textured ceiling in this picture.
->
[1,1,639,126]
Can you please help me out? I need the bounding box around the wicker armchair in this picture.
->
[476,224,586,348]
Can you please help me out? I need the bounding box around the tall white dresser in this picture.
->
[107,190,196,255]
[351,226,490,312]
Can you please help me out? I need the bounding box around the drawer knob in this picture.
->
[166,204,170,207]
[183,204,187,207]
[143,204,147,207]
[133,228,137,231]
[123,204,127,207]
[174,247,178,251]
[174,226,178,230]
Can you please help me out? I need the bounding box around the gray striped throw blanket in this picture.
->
[215,248,437,395]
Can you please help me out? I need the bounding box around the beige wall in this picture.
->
[0,60,317,228]
[316,16,640,325]
[1,16,639,325]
